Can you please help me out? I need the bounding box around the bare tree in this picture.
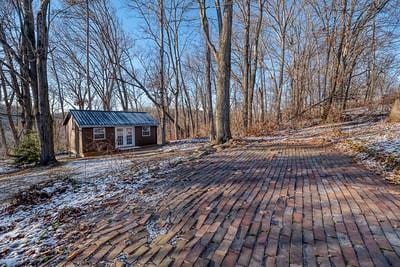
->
[198,0,233,144]
[35,0,56,164]
[205,41,216,140]
[265,0,296,125]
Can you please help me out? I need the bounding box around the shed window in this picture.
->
[93,128,106,140]
[142,126,151,137]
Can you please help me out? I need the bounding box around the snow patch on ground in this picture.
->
[0,155,131,205]
[0,139,207,266]
[343,122,400,157]
[146,216,168,243]
[0,161,18,175]
[334,121,400,183]
[64,155,131,181]
[162,138,208,152]
[0,173,138,265]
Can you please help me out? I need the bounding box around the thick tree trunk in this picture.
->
[198,0,232,144]
[20,0,36,132]
[35,0,56,165]
[214,0,233,144]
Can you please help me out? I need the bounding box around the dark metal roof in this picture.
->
[63,110,159,127]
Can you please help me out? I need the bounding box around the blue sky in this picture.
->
[112,0,206,52]
[114,1,137,35]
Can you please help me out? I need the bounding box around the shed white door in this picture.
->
[115,127,135,148]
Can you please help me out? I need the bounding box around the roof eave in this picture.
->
[79,124,159,128]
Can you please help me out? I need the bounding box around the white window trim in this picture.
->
[142,126,151,137]
[115,127,135,148]
[93,127,106,140]
[126,128,133,145]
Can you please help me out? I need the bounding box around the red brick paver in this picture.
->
[58,142,400,266]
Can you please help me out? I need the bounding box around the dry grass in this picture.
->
[342,139,400,184]
[246,121,278,137]
[8,174,73,209]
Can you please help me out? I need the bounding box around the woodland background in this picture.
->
[0,0,399,164]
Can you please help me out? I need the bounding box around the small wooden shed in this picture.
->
[63,110,159,157]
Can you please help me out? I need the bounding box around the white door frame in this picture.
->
[115,126,135,148]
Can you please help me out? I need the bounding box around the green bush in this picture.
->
[15,132,40,164]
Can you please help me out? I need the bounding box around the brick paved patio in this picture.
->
[59,142,400,266]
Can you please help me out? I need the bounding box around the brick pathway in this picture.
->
[58,142,400,266]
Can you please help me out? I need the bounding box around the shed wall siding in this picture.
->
[135,126,157,146]
[81,127,115,154]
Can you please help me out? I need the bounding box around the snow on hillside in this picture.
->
[336,121,400,183]
[340,121,400,157]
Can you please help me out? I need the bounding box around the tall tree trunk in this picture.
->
[50,48,64,117]
[248,0,265,127]
[205,45,215,141]
[365,18,377,103]
[198,0,233,144]
[322,0,348,121]
[260,63,267,122]
[118,67,130,111]
[276,34,286,125]
[0,62,8,153]
[35,0,56,165]
[86,0,92,109]
[241,0,250,131]
[159,0,167,144]
[20,0,36,132]
[215,1,233,143]
[178,61,195,137]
